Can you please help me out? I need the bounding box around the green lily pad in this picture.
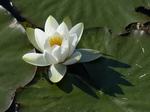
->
[1,0,150,111]
[79,27,150,112]
[0,9,35,111]
[16,26,150,112]
[13,0,149,34]
[16,72,126,112]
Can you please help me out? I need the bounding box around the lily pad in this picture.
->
[1,0,150,111]
[15,26,150,112]
[0,9,35,111]
[16,72,126,112]
[78,27,150,112]
[13,0,150,34]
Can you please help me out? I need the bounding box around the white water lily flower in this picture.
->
[22,15,101,83]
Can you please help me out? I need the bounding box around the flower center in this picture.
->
[49,36,63,46]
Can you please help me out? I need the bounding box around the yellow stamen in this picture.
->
[49,36,63,46]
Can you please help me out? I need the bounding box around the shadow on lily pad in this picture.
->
[36,56,133,98]
[68,56,133,97]
[56,73,99,99]
[42,66,98,99]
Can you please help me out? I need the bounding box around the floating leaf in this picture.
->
[1,0,150,111]
[13,0,149,34]
[0,9,35,111]
[15,26,150,112]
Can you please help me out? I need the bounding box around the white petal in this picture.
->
[57,22,68,34]
[35,28,46,52]
[63,51,82,65]
[45,15,59,33]
[49,64,67,83]
[63,16,72,30]
[26,28,42,52]
[44,51,58,64]
[61,39,70,57]
[52,46,67,62]
[68,34,78,56]
[69,23,84,42]
[61,38,69,48]
[22,53,49,66]
[45,27,57,37]
[44,38,50,51]
[75,49,102,63]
